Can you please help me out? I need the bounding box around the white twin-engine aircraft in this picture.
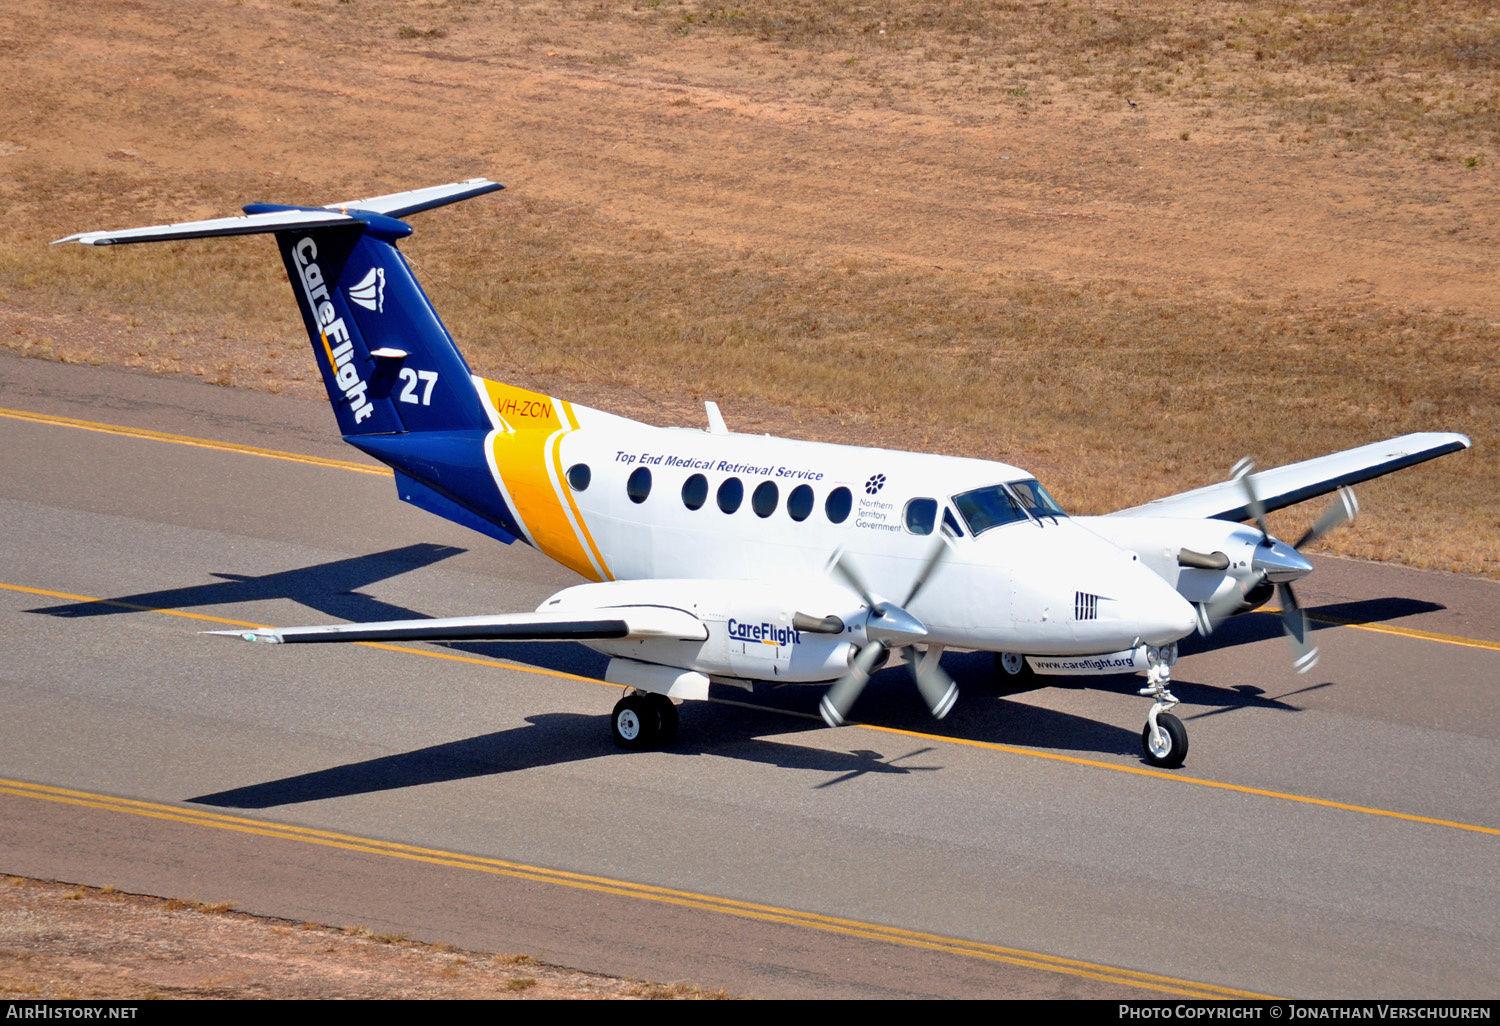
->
[58,179,1471,768]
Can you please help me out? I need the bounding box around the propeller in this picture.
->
[1197,460,1358,675]
[817,533,957,727]
[1294,485,1359,550]
[1193,567,1268,638]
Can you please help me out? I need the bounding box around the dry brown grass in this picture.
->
[0,876,731,999]
[7,173,1493,573]
[659,0,1500,157]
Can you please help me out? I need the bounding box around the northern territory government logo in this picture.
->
[348,266,386,312]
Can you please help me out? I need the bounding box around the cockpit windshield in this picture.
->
[953,479,1068,537]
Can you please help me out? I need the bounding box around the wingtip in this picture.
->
[202,628,282,643]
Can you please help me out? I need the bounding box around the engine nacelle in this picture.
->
[1076,515,1285,614]
[538,578,860,683]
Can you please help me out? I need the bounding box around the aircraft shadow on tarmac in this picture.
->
[25,543,468,625]
[185,648,1315,810]
[1180,597,1444,655]
[187,708,946,808]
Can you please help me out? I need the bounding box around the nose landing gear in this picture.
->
[1138,644,1188,768]
[995,651,1037,684]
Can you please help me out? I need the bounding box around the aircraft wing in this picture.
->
[1109,432,1471,521]
[207,607,707,645]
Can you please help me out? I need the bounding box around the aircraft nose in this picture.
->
[1134,571,1199,647]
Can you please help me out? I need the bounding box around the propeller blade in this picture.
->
[828,548,878,608]
[901,532,953,607]
[1294,486,1359,550]
[1195,570,1267,637]
[909,647,959,719]
[1277,582,1319,674]
[818,641,887,727]
[1231,457,1269,542]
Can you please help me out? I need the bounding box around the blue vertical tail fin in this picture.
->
[54,179,525,543]
[55,178,505,438]
[259,213,492,436]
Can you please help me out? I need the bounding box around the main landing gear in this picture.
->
[611,690,680,750]
[1138,644,1188,769]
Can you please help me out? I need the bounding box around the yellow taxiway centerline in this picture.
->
[0,775,1268,999]
[3,579,1497,840]
[0,407,388,476]
[1259,605,1500,653]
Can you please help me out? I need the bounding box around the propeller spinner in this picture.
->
[817,534,958,727]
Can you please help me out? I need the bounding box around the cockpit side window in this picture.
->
[941,507,964,538]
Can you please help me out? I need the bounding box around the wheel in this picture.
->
[995,651,1036,683]
[646,693,679,746]
[611,693,659,750]
[1141,711,1188,769]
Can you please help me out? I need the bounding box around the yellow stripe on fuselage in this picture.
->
[554,400,612,581]
[479,379,608,581]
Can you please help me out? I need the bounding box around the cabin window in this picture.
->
[825,486,852,524]
[627,467,652,504]
[904,497,938,535]
[682,473,708,511]
[717,477,744,514]
[751,481,779,518]
[787,484,814,522]
[566,463,591,492]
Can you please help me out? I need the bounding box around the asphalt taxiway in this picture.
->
[2,353,1496,998]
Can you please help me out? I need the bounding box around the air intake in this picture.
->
[1074,592,1099,621]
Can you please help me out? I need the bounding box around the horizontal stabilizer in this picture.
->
[206,606,708,645]
[52,177,504,246]
[325,178,504,218]
[1112,432,1471,521]
[54,209,358,247]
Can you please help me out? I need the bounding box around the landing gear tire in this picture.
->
[995,652,1036,684]
[1141,712,1188,769]
[647,693,679,746]
[612,693,658,750]
[611,692,678,749]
